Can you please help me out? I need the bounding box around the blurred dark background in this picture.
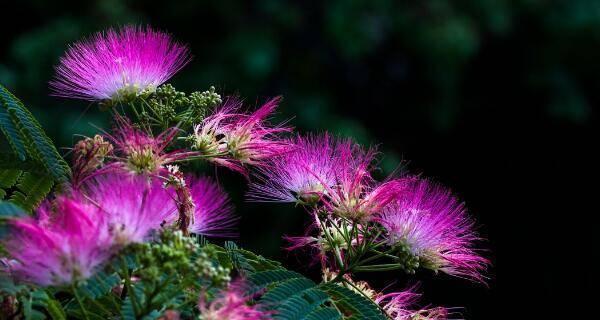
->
[1,1,596,319]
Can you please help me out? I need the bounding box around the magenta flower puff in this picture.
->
[375,285,450,320]
[321,141,410,220]
[50,25,190,101]
[186,176,238,237]
[100,115,197,177]
[82,173,178,245]
[377,179,488,283]
[247,134,338,203]
[198,281,271,320]
[2,199,113,286]
[192,97,292,175]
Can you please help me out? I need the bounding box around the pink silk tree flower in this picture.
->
[198,281,271,320]
[247,134,339,204]
[191,97,292,175]
[100,115,197,177]
[320,141,411,221]
[376,179,488,283]
[2,199,113,287]
[185,176,238,237]
[50,25,190,102]
[375,285,451,320]
[82,173,178,245]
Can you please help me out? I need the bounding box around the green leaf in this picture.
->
[305,307,342,320]
[0,101,27,161]
[0,169,22,199]
[0,273,27,295]
[225,242,282,274]
[261,277,317,304]
[20,289,67,320]
[46,298,67,320]
[273,287,330,320]
[0,84,70,182]
[248,270,304,291]
[244,268,337,320]
[319,283,386,320]
[0,200,27,218]
[20,293,47,320]
[78,271,120,299]
[8,172,54,213]
[0,153,52,176]
[142,310,162,320]
[121,296,136,320]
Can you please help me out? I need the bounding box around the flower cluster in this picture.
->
[0,24,490,319]
[249,135,410,220]
[248,134,487,281]
[1,172,237,287]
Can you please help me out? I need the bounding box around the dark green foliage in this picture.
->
[1,228,387,319]
[320,283,386,320]
[0,85,70,183]
[77,272,120,300]
[305,307,342,320]
[234,248,385,320]
[28,290,67,320]
[0,85,70,213]
[6,172,54,213]
[225,241,283,274]
[1,169,53,214]
[0,169,21,199]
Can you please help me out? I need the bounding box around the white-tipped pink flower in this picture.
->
[50,25,190,102]
[248,135,408,219]
[375,285,451,320]
[320,140,410,221]
[248,134,338,203]
[376,179,488,283]
[191,97,292,175]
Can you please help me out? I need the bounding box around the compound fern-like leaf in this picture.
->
[0,84,70,183]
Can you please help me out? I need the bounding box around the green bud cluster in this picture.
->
[133,230,231,286]
[144,84,222,129]
[392,241,421,274]
[188,86,222,112]
[146,84,181,124]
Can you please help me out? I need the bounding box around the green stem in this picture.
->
[71,284,90,320]
[354,248,397,267]
[319,219,345,269]
[354,264,404,272]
